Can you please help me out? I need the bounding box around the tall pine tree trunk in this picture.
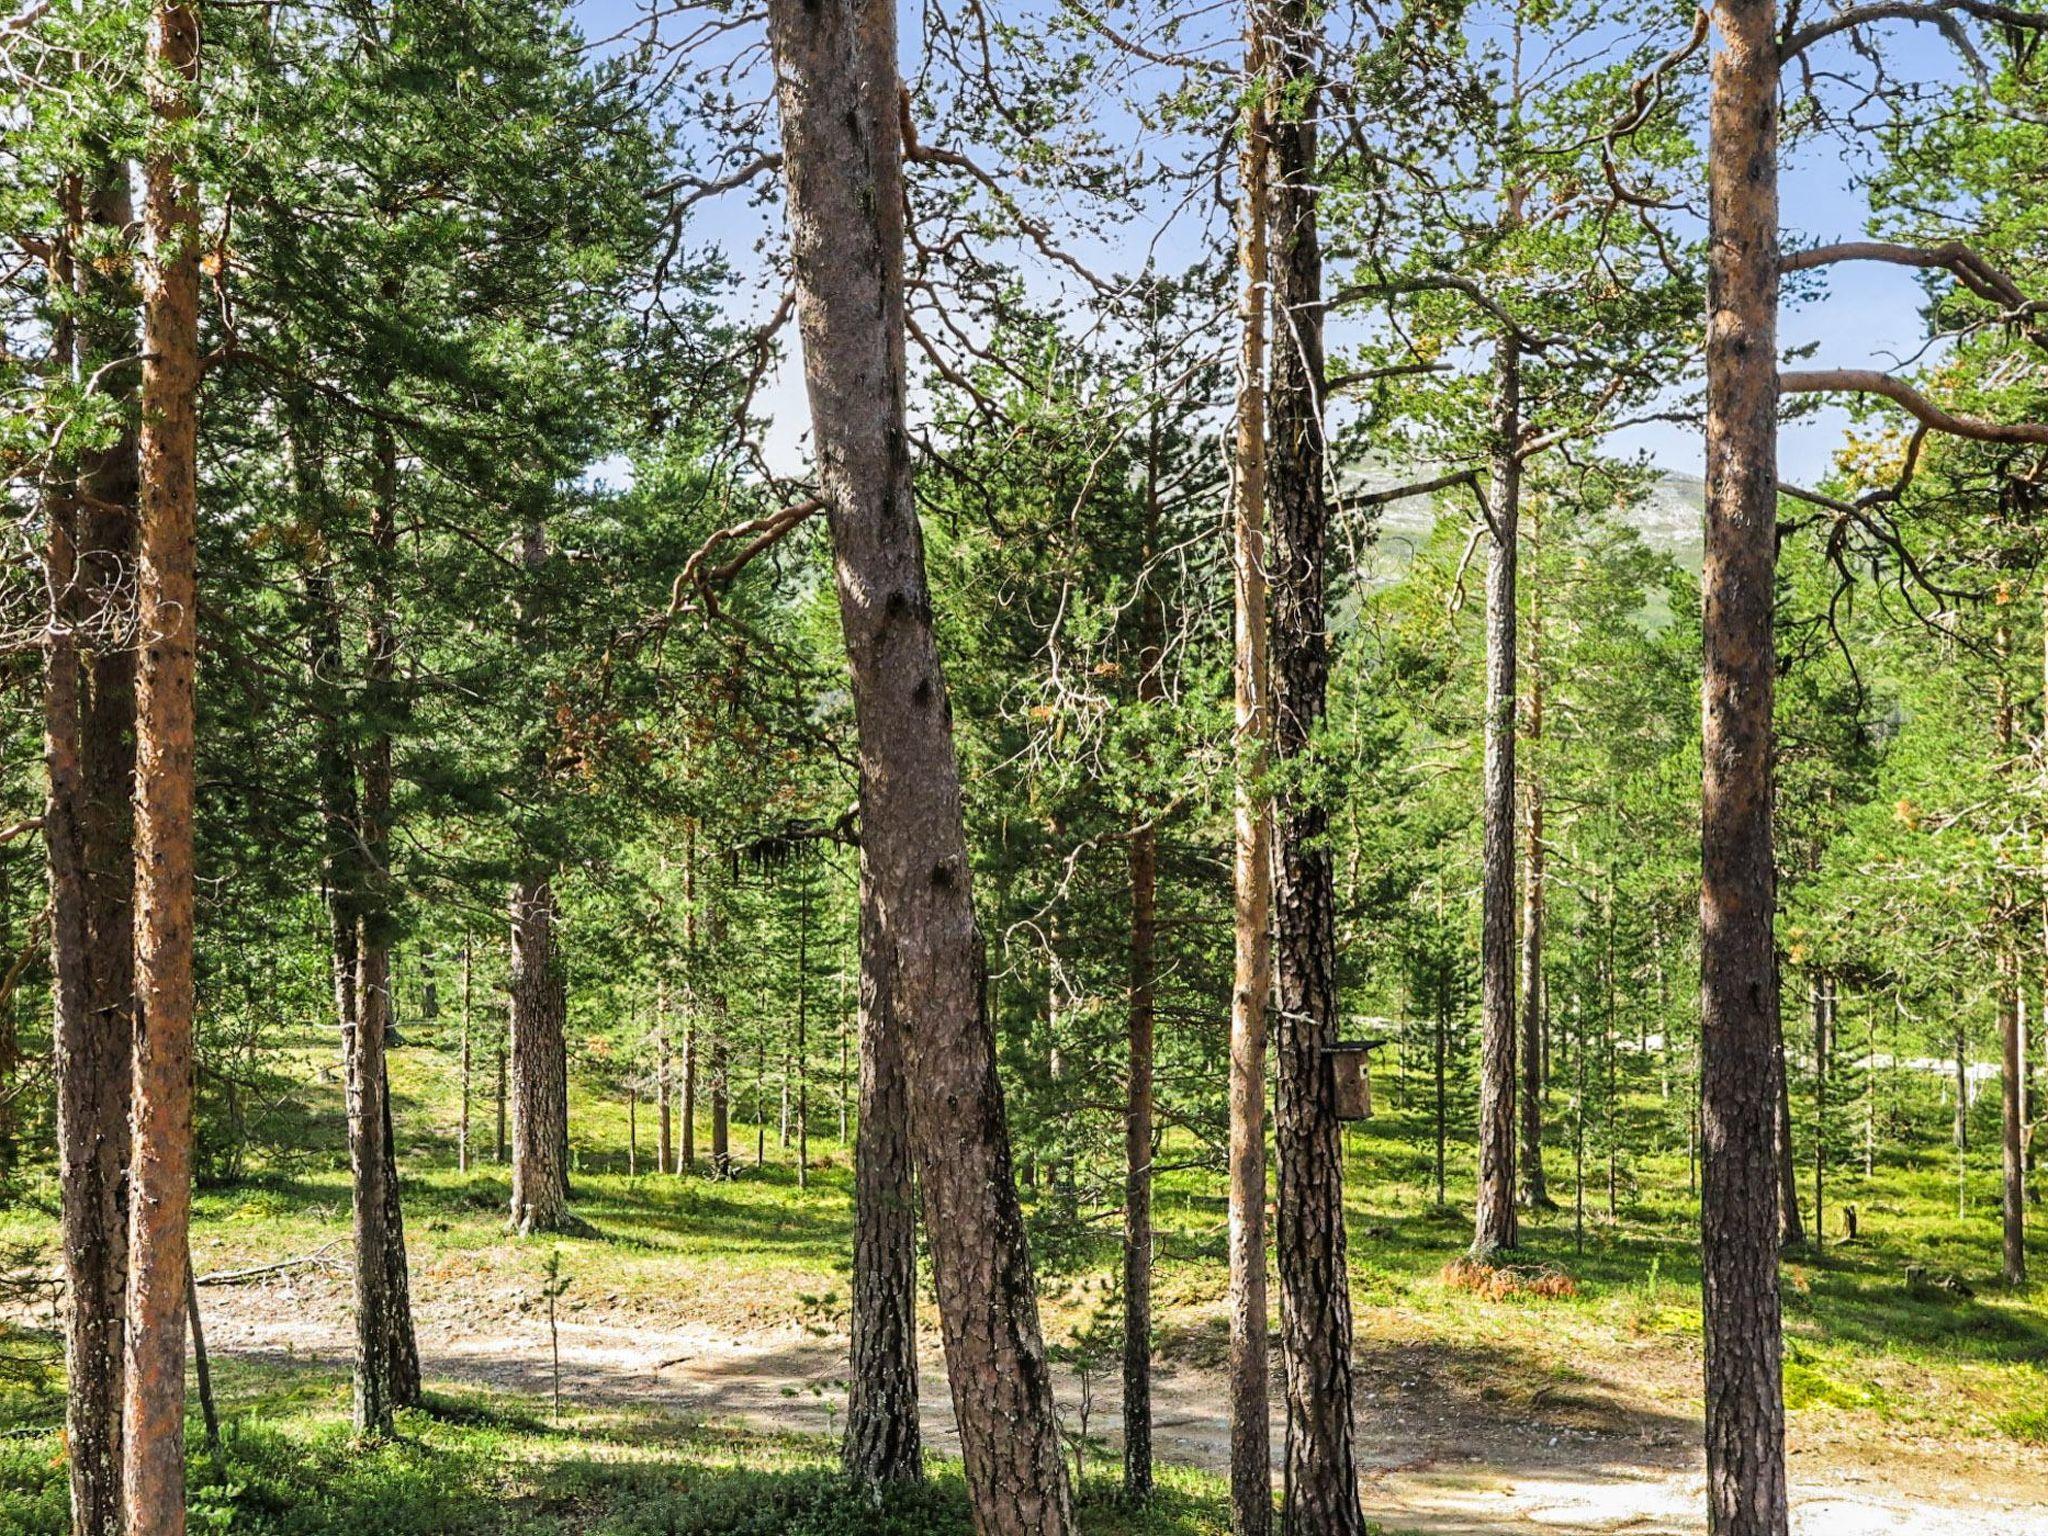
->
[346,425,406,1436]
[1518,498,1549,1210]
[766,0,1072,1525]
[1264,2,1365,1528]
[1997,630,2027,1284]
[1473,334,1522,1259]
[682,825,698,1173]
[125,4,203,1522]
[508,525,571,1235]
[49,160,140,1536]
[1226,27,1274,1532]
[844,865,922,1486]
[1699,2,1790,1529]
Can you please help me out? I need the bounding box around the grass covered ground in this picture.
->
[0,1024,2040,1533]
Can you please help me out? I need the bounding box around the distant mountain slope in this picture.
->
[1346,466,1706,581]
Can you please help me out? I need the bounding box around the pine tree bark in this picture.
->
[125,3,203,1523]
[348,920,395,1437]
[509,871,571,1232]
[1518,498,1549,1211]
[1227,27,1275,1533]
[49,160,140,1536]
[380,1062,419,1403]
[844,864,922,1486]
[1700,1,1791,1529]
[346,425,403,1436]
[509,524,572,1235]
[1264,2,1366,1528]
[766,0,1073,1526]
[1473,334,1522,1259]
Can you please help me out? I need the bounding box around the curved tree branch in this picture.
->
[1780,368,2048,445]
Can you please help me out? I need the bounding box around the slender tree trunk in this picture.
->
[844,865,922,1486]
[682,1020,698,1173]
[125,5,203,1522]
[767,0,1072,1524]
[1956,1018,1971,1220]
[1474,334,1522,1259]
[2004,950,2027,1282]
[346,425,403,1438]
[1997,631,2026,1284]
[683,825,699,1173]
[495,1027,507,1164]
[796,882,810,1188]
[459,933,472,1173]
[710,896,731,1178]
[658,979,673,1178]
[1775,996,1804,1249]
[184,1252,217,1456]
[348,922,395,1437]
[49,160,140,1536]
[1121,404,1166,1503]
[1811,974,1827,1252]
[1435,976,1449,1207]
[1226,29,1274,1531]
[509,870,571,1232]
[1700,1,1790,1527]
[1518,496,1548,1211]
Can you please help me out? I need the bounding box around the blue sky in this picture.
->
[574,0,1948,489]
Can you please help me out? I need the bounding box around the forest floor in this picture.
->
[3,1043,2044,1534]
[182,1246,2048,1536]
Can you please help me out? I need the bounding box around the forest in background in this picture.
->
[3,0,2047,1533]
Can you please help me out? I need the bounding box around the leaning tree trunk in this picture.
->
[49,158,140,1536]
[765,0,1073,1527]
[509,871,572,1233]
[844,863,922,1486]
[1700,2,1791,1531]
[126,4,203,1525]
[1226,25,1275,1533]
[1265,2,1366,1529]
[1473,333,1522,1260]
[1518,496,1549,1210]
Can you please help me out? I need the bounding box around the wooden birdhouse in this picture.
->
[1324,1038,1386,1121]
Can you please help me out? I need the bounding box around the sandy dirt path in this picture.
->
[188,1264,2048,1536]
